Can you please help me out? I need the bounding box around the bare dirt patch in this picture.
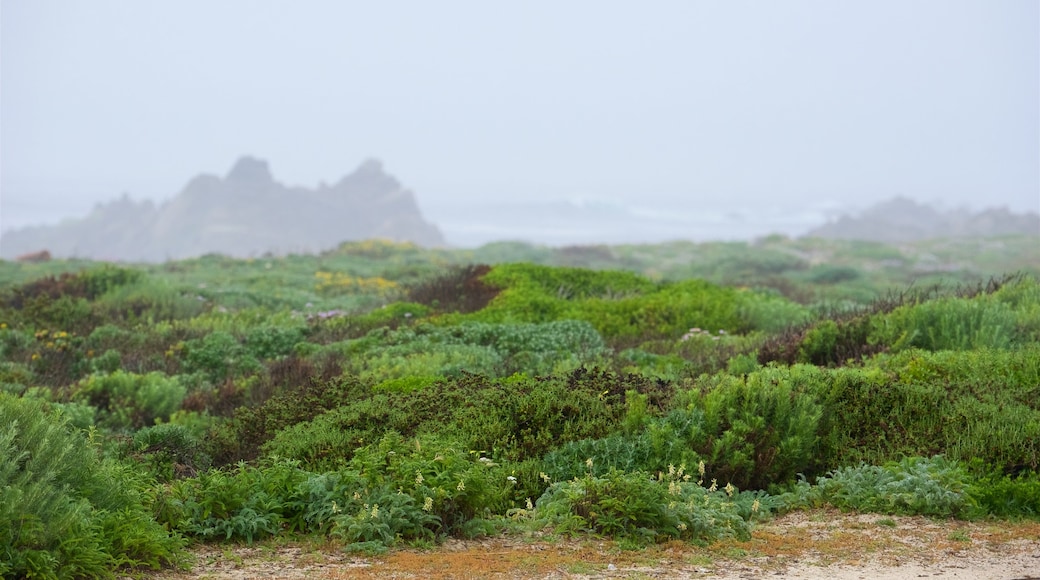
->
[145,509,1040,579]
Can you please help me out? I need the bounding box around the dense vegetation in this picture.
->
[1,235,1038,578]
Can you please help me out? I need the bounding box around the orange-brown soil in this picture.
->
[145,509,1040,579]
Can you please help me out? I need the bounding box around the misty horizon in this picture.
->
[2,1,1038,248]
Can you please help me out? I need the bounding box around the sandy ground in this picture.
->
[143,509,1040,579]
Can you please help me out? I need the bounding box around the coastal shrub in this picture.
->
[735,291,812,333]
[405,264,500,314]
[694,368,823,489]
[262,370,646,469]
[208,377,368,465]
[535,466,765,545]
[131,423,212,482]
[541,432,655,483]
[869,297,1017,351]
[451,371,628,462]
[72,371,186,431]
[480,263,655,301]
[807,348,1040,472]
[809,456,976,518]
[94,281,206,324]
[182,331,261,383]
[352,320,610,379]
[349,431,513,535]
[161,460,310,543]
[466,264,748,342]
[244,324,306,360]
[0,394,184,579]
[968,471,1040,518]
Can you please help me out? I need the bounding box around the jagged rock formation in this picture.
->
[0,157,445,262]
[804,196,1040,242]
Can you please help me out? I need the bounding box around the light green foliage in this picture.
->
[73,371,187,431]
[736,290,812,333]
[74,265,145,299]
[90,348,122,374]
[991,275,1040,343]
[617,349,688,381]
[968,470,1040,518]
[798,320,840,364]
[346,320,610,381]
[467,264,752,341]
[805,456,977,518]
[870,296,1018,351]
[812,347,1040,472]
[183,307,302,334]
[93,279,207,324]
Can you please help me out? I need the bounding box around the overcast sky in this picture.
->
[2,0,1038,234]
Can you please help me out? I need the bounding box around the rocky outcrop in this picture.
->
[804,197,1040,242]
[0,157,445,262]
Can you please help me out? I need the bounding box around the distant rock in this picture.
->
[804,196,1040,242]
[15,249,52,263]
[0,157,445,262]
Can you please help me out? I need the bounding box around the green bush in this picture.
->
[968,471,1040,518]
[0,394,184,579]
[736,291,811,333]
[244,325,306,360]
[182,331,261,383]
[209,377,369,465]
[350,320,610,380]
[93,281,206,324]
[694,368,823,489]
[162,460,309,543]
[809,456,977,518]
[870,297,1018,351]
[815,349,1040,472]
[73,371,187,431]
[535,466,766,545]
[465,265,750,342]
[131,423,212,482]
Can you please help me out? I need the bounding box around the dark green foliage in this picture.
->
[182,331,262,383]
[968,471,1040,518]
[262,369,668,470]
[535,467,763,545]
[806,264,862,284]
[244,324,306,360]
[810,348,1040,473]
[131,424,212,482]
[209,376,369,465]
[692,369,823,489]
[161,460,309,543]
[2,266,142,312]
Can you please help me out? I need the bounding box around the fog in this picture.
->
[2,1,1038,247]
